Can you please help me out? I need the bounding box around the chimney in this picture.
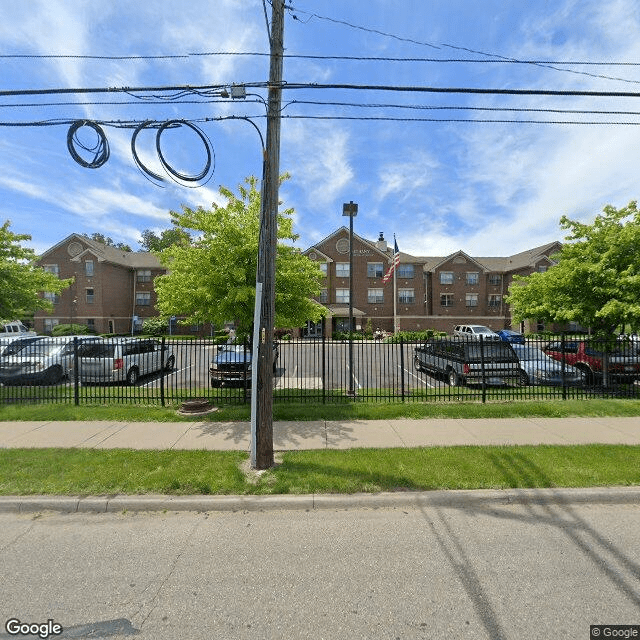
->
[376,232,387,252]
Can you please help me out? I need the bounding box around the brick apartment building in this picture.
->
[303,227,562,337]
[33,230,561,337]
[34,234,165,335]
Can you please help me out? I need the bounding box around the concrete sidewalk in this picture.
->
[1,415,639,450]
[2,416,640,514]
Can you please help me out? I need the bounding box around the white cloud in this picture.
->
[285,121,354,208]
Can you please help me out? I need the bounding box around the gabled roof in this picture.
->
[429,250,488,273]
[38,233,163,269]
[306,226,392,261]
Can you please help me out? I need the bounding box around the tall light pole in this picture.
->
[342,201,358,397]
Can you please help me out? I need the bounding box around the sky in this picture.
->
[2,0,640,259]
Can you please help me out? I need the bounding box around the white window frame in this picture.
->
[136,291,152,306]
[336,263,350,277]
[368,288,384,303]
[398,264,414,278]
[336,288,350,304]
[466,272,479,286]
[398,288,415,304]
[367,262,384,278]
[440,294,454,307]
[466,293,478,307]
[439,271,454,285]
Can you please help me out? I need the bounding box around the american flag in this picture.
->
[381,237,400,284]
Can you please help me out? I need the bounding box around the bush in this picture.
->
[142,316,168,337]
[52,323,91,336]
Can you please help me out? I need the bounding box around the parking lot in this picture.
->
[2,335,638,406]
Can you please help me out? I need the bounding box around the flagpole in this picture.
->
[393,234,398,333]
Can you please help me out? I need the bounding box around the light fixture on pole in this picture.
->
[342,201,358,397]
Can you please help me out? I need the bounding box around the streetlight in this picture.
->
[342,201,358,397]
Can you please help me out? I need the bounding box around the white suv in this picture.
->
[78,338,176,385]
[453,324,500,340]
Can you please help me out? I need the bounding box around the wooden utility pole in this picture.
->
[251,0,284,469]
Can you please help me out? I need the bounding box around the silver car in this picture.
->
[511,344,585,386]
[78,337,176,385]
[0,336,100,386]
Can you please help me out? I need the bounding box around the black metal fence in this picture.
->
[0,334,639,406]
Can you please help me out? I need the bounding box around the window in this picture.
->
[368,288,384,303]
[43,292,60,304]
[367,262,384,278]
[398,288,415,304]
[137,269,152,283]
[336,263,350,277]
[466,272,479,286]
[86,288,95,304]
[466,293,478,307]
[440,271,454,285]
[319,263,328,276]
[85,260,94,276]
[488,294,502,307]
[398,264,414,278]
[43,264,59,276]
[87,319,95,331]
[44,319,59,333]
[136,292,151,306]
[440,294,454,307]
[489,274,502,286]
[336,289,349,303]
[538,265,548,273]
[318,288,328,303]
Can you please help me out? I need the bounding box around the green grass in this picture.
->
[1,444,639,495]
[1,397,639,423]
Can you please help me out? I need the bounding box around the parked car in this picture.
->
[0,320,36,337]
[78,338,176,385]
[0,336,44,358]
[497,329,525,344]
[453,324,500,340]
[0,336,101,386]
[210,341,279,387]
[414,338,521,386]
[511,344,585,386]
[542,340,640,384]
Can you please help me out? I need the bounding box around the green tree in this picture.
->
[0,221,73,319]
[138,228,192,252]
[507,201,640,336]
[154,176,325,335]
[83,232,132,252]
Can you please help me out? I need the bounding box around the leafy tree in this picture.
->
[154,176,325,336]
[83,232,132,252]
[138,228,192,252]
[0,221,73,319]
[507,201,640,336]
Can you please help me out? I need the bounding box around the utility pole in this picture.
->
[251,0,285,469]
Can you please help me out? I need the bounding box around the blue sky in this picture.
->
[2,0,640,258]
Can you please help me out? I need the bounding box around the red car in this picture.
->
[542,340,640,384]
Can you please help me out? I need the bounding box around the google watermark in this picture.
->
[4,619,62,639]
[591,626,640,639]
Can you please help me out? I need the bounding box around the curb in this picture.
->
[1,486,639,514]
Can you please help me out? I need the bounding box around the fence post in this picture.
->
[73,337,80,406]
[479,335,486,403]
[561,332,567,401]
[399,336,405,401]
[160,336,166,407]
[322,335,326,404]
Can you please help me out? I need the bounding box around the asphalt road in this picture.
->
[2,498,639,639]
